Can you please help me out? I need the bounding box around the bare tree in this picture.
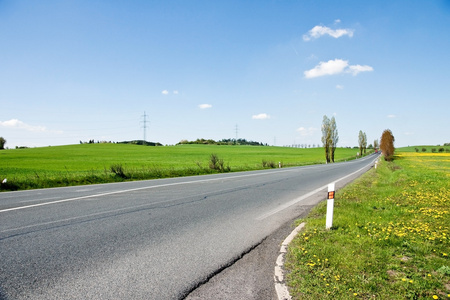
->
[380,129,395,161]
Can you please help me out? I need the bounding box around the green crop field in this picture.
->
[285,151,450,299]
[0,143,363,191]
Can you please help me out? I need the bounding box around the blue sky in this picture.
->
[1,0,449,148]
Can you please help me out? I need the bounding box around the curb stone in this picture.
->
[274,222,306,300]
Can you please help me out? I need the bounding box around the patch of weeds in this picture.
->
[262,160,276,168]
[209,153,231,173]
[110,164,127,179]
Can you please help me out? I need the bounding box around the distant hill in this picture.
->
[177,138,268,146]
[119,140,163,146]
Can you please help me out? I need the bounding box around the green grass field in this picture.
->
[0,143,362,191]
[285,151,450,299]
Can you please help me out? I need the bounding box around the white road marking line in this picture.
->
[0,168,303,214]
[274,222,306,300]
[257,156,377,220]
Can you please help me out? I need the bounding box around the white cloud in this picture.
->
[252,113,271,120]
[304,59,373,79]
[336,84,344,89]
[297,127,318,136]
[303,25,354,41]
[347,64,374,76]
[199,104,212,109]
[0,119,47,132]
[162,90,180,95]
[387,114,396,118]
[304,59,348,78]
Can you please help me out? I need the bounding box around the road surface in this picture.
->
[0,154,379,299]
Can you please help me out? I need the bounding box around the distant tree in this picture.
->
[373,139,379,150]
[358,131,367,156]
[330,116,339,162]
[0,137,6,150]
[321,116,331,163]
[380,129,395,161]
[320,116,339,163]
[363,132,367,154]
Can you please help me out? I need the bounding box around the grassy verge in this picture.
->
[285,152,450,299]
[0,144,364,191]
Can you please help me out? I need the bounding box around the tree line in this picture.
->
[177,138,268,146]
[321,115,395,162]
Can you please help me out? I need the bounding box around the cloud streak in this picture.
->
[252,113,271,120]
[297,127,318,136]
[162,90,179,95]
[303,25,354,41]
[0,119,48,132]
[198,104,212,109]
[304,59,373,78]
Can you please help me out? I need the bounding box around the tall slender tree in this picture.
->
[380,129,395,161]
[373,139,379,150]
[358,131,364,157]
[321,115,338,163]
[330,117,339,162]
[363,132,367,154]
[358,131,368,156]
[321,116,331,163]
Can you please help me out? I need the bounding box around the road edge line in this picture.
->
[274,222,306,300]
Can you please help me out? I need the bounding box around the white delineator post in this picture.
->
[326,183,335,229]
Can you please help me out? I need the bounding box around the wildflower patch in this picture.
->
[285,153,449,299]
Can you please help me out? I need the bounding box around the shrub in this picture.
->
[209,154,230,172]
[110,164,127,179]
[262,160,276,168]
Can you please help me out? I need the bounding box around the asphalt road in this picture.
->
[0,154,379,300]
